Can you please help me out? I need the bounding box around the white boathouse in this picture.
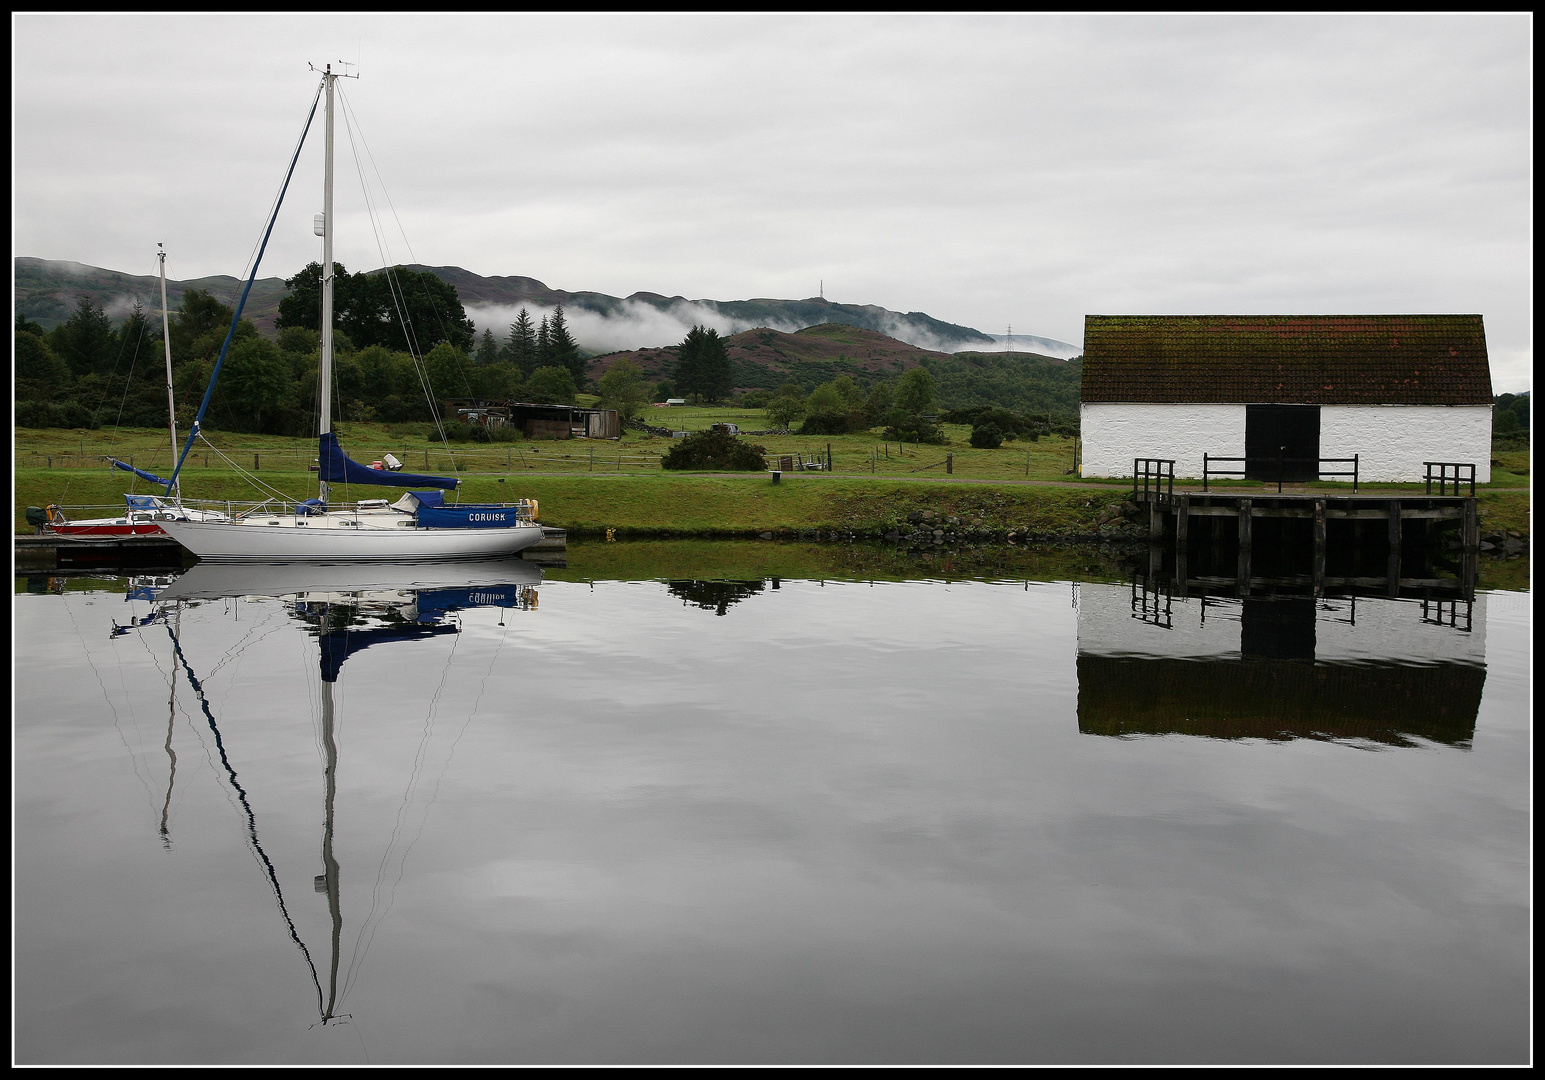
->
[1078,315,1495,483]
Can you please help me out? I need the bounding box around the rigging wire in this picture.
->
[334,84,464,467]
[336,84,473,372]
[166,77,324,496]
[165,619,328,1017]
[110,307,151,433]
[340,615,464,1002]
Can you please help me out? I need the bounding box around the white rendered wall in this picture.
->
[1079,403,1243,478]
[1081,402,1492,483]
[1320,405,1492,483]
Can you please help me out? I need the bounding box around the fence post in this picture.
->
[1352,455,1358,493]
[254,454,260,470]
[946,453,953,475]
[1202,452,1209,493]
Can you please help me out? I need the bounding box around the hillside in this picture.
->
[14,257,290,333]
[595,323,1082,416]
[15,258,1068,357]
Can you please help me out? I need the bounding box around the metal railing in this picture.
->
[1202,452,1359,493]
[1424,461,1476,497]
[1132,458,1176,504]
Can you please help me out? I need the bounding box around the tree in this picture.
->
[424,342,475,400]
[525,365,578,405]
[799,380,852,434]
[508,308,537,376]
[476,328,500,367]
[477,363,523,402]
[831,374,865,413]
[51,296,116,376]
[535,315,552,369]
[861,381,894,426]
[276,262,476,354]
[653,379,676,402]
[546,306,585,385]
[15,328,69,386]
[597,356,649,421]
[170,288,237,366]
[674,325,732,403]
[765,382,807,429]
[221,336,295,433]
[894,366,935,417]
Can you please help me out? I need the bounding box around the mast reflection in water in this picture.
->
[137,560,540,1027]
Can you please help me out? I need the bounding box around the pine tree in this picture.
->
[547,306,585,386]
[508,308,537,376]
[535,315,553,370]
[674,325,732,403]
[476,328,500,367]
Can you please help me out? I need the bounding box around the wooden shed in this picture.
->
[1079,315,1494,483]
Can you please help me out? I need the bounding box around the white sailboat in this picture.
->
[159,65,544,562]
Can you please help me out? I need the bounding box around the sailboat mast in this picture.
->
[319,64,336,506]
[158,244,179,503]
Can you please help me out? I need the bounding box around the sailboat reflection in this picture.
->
[1076,578,1488,747]
[142,558,541,1024]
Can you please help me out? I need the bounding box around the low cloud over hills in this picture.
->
[14,257,1080,358]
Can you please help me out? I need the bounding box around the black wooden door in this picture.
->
[1245,405,1320,481]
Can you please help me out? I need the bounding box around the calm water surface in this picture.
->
[12,545,1531,1064]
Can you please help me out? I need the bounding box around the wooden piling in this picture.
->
[1237,498,1252,596]
[1387,500,1402,597]
[1313,498,1326,596]
[1174,493,1189,590]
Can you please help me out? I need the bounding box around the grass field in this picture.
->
[15,420,1530,541]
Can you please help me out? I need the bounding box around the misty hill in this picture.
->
[399,265,1001,353]
[600,323,1082,417]
[16,258,1082,359]
[14,257,290,333]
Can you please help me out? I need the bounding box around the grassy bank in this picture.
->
[13,467,1139,540]
[15,425,1529,542]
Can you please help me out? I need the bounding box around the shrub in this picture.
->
[799,411,853,435]
[883,414,949,444]
[661,427,768,471]
[969,423,1004,449]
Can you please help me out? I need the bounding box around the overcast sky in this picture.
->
[11,12,1532,390]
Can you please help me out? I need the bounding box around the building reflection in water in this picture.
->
[1076,574,1487,747]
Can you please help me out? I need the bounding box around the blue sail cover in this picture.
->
[111,459,173,487]
[317,432,459,489]
[317,623,458,683]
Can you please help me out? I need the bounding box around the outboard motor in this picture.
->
[25,506,48,534]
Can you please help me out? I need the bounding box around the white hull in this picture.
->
[157,556,542,601]
[159,512,545,562]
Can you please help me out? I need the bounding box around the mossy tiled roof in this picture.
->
[1080,315,1492,404]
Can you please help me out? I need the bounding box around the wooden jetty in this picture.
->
[1131,484,1479,601]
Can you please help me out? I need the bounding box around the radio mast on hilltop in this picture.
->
[1006,324,1012,351]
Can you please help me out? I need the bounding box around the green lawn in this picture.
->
[15,421,1530,540]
